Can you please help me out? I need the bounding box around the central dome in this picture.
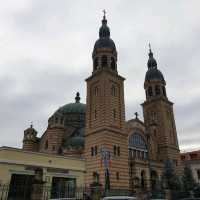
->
[49,92,86,129]
[55,92,86,115]
[56,102,86,114]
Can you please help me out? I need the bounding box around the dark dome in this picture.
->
[64,128,85,149]
[99,23,110,38]
[148,57,157,68]
[93,15,116,53]
[94,37,116,51]
[145,68,165,82]
[56,102,86,114]
[65,136,84,149]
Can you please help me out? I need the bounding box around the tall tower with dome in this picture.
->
[142,46,180,165]
[84,12,129,189]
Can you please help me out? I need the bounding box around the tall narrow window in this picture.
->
[197,169,200,180]
[148,86,153,97]
[113,109,116,119]
[94,57,98,70]
[45,140,48,150]
[155,85,161,95]
[93,172,99,183]
[162,86,166,97]
[60,117,64,124]
[114,145,117,155]
[111,57,116,70]
[94,109,97,119]
[117,146,120,156]
[111,85,116,96]
[91,147,94,156]
[94,86,99,96]
[95,146,98,155]
[116,172,119,180]
[55,117,58,123]
[101,55,107,67]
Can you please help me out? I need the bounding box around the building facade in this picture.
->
[0,14,181,196]
[0,146,85,199]
[181,150,200,184]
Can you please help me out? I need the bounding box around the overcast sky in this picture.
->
[0,0,199,151]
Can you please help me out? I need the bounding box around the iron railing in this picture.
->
[0,185,85,200]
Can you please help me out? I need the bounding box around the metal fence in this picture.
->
[0,185,138,200]
[0,185,85,200]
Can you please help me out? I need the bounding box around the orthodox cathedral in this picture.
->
[22,13,181,192]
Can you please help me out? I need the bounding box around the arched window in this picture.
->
[155,85,161,95]
[129,133,147,150]
[111,57,116,70]
[129,133,147,160]
[94,57,98,70]
[111,85,116,96]
[101,55,107,67]
[148,86,153,97]
[94,86,99,96]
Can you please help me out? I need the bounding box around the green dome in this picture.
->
[65,136,84,149]
[56,102,86,114]
[55,92,86,114]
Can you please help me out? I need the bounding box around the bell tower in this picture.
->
[142,45,180,166]
[85,12,129,189]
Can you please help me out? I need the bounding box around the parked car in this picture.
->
[180,198,200,200]
[102,196,137,200]
[50,198,76,200]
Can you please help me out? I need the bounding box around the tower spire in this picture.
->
[147,43,157,69]
[148,43,153,57]
[103,9,106,20]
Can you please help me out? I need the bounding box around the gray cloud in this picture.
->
[0,0,200,150]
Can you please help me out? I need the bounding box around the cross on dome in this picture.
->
[135,112,139,119]
[103,9,106,19]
